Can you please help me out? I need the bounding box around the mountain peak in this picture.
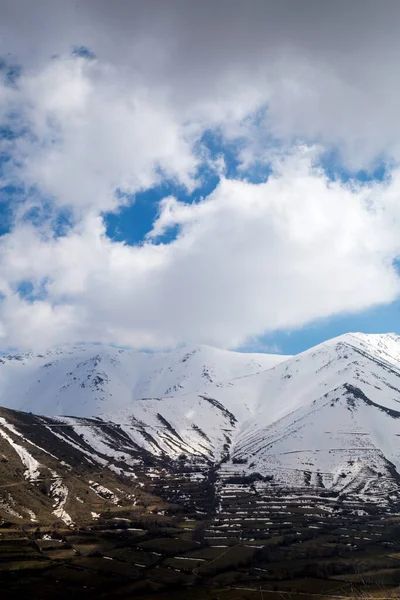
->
[0,342,289,417]
[300,331,400,367]
[2,331,400,528]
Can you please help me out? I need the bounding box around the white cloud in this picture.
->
[0,149,399,350]
[2,2,400,349]
[4,1,400,167]
[2,55,200,215]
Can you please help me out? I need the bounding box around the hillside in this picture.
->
[1,333,400,527]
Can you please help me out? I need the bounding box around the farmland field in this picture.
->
[3,475,400,600]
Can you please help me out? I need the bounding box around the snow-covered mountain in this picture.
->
[0,343,288,416]
[2,332,400,525]
[231,332,400,495]
[98,332,400,479]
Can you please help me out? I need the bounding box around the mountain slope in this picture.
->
[99,332,400,501]
[2,332,400,525]
[225,333,400,500]
[0,343,288,417]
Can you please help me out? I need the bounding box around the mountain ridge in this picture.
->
[1,332,400,525]
[0,342,289,417]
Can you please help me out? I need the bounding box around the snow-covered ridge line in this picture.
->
[0,342,289,417]
[1,332,400,506]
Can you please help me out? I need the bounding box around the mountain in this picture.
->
[1,332,400,527]
[230,332,400,499]
[0,343,288,417]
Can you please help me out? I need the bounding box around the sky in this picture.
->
[1,1,400,354]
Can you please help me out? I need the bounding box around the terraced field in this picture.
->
[3,462,400,599]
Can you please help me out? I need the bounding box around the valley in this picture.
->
[3,465,400,600]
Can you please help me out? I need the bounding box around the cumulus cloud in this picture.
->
[1,55,200,215]
[3,1,400,166]
[1,1,400,349]
[0,150,399,349]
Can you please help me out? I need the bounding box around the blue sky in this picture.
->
[100,136,398,355]
[104,129,263,246]
[242,302,400,354]
[1,2,400,352]
[1,105,400,354]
